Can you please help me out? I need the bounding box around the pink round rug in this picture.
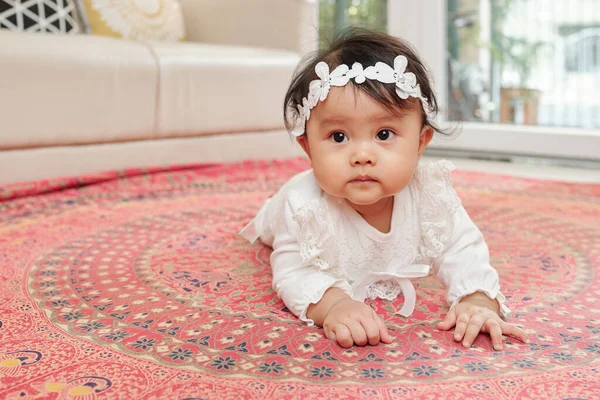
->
[0,158,599,399]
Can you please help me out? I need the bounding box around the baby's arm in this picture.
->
[270,201,392,348]
[434,207,529,350]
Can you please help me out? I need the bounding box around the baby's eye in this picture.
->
[376,129,395,141]
[331,132,348,143]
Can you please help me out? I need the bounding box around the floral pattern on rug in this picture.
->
[0,158,599,399]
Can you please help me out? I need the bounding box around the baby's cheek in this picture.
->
[312,167,342,195]
[384,169,413,192]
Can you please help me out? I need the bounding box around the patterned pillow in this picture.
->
[77,0,184,41]
[0,0,81,33]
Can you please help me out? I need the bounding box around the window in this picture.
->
[389,0,600,160]
[321,0,600,160]
[563,28,600,73]
[444,0,600,130]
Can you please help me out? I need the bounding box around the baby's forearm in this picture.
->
[306,287,351,326]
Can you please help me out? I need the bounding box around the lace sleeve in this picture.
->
[271,195,351,326]
[434,207,511,319]
[416,162,511,319]
[414,160,462,259]
[292,198,338,271]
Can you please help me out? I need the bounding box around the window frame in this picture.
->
[388,0,600,161]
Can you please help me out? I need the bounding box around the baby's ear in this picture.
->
[296,135,312,159]
[418,126,434,157]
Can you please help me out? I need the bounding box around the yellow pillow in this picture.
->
[79,0,185,41]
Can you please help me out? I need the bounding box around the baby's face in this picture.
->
[299,85,432,209]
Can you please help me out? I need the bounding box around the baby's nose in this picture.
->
[350,146,375,165]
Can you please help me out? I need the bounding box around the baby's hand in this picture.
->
[437,292,529,351]
[323,298,393,348]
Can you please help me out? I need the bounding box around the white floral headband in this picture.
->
[292,55,434,136]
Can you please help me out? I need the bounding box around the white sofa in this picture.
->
[0,0,315,185]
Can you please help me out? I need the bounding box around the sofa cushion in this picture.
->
[0,33,299,150]
[149,41,300,138]
[0,30,158,149]
[0,0,81,33]
[77,0,184,41]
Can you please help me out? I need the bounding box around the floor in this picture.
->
[422,155,600,183]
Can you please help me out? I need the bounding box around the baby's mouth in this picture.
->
[350,175,377,183]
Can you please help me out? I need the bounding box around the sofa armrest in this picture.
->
[179,0,318,55]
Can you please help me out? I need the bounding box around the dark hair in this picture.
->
[284,27,450,137]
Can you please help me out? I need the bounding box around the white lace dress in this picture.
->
[241,160,509,326]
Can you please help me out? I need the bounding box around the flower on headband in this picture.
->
[347,63,366,84]
[300,97,311,121]
[294,99,309,136]
[392,55,420,99]
[310,62,351,103]
[363,62,396,83]
[294,118,306,137]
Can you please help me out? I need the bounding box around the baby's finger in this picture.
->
[323,325,337,341]
[461,316,484,348]
[373,314,393,344]
[360,317,380,346]
[323,325,333,340]
[333,323,353,348]
[500,321,530,344]
[485,319,503,351]
[453,314,470,342]
[346,320,368,346]
[437,308,457,331]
